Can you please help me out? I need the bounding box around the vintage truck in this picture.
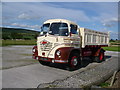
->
[32,19,109,70]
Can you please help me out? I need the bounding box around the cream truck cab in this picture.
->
[32,19,109,70]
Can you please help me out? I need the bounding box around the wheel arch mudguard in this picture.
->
[93,48,105,56]
[32,45,38,59]
[55,47,81,61]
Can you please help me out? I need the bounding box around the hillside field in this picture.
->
[0,27,40,40]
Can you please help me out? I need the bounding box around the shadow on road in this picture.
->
[105,55,112,59]
[45,55,112,71]
[48,58,92,71]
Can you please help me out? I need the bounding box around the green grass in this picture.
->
[103,46,120,52]
[99,82,110,87]
[110,40,120,45]
[1,40,37,46]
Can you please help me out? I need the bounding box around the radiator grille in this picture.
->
[40,42,52,51]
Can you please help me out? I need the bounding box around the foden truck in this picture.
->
[32,19,109,70]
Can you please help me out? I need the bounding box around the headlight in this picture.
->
[32,48,36,53]
[56,50,61,56]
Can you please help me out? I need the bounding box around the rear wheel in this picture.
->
[67,53,81,71]
[39,60,50,66]
[93,50,105,63]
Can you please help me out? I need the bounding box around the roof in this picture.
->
[43,19,77,25]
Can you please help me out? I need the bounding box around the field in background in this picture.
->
[103,46,120,52]
[1,40,37,46]
[109,40,120,46]
[0,27,39,46]
[1,27,40,40]
[103,40,120,52]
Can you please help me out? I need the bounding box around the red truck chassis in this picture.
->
[32,45,107,66]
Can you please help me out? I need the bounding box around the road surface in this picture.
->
[1,45,119,88]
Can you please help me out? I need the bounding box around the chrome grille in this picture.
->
[40,42,52,51]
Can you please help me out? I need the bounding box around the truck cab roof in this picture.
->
[44,19,77,25]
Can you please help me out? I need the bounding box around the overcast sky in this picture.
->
[1,1,119,39]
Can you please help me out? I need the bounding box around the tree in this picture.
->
[11,32,23,39]
[110,39,115,42]
[34,33,39,39]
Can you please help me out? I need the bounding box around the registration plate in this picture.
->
[40,57,48,60]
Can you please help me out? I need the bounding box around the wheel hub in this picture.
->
[71,56,78,66]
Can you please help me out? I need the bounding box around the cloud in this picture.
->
[2,2,118,39]
[92,12,118,27]
[102,17,118,27]
[3,2,118,25]
[18,13,30,19]
[110,31,119,39]
[9,23,41,29]
[103,17,118,23]
[11,23,18,26]
[2,2,90,23]
[103,23,115,27]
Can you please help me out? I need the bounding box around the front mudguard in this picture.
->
[54,47,74,61]
[32,45,38,59]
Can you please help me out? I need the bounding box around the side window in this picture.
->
[70,24,77,34]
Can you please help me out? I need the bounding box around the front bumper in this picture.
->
[32,55,68,64]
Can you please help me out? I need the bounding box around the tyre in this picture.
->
[67,52,81,71]
[39,60,50,66]
[93,50,105,63]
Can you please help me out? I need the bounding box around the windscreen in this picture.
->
[40,23,50,36]
[49,23,69,36]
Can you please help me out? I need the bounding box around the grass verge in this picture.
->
[98,82,110,88]
[1,40,37,46]
[102,46,120,52]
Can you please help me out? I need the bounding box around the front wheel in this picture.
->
[67,53,81,71]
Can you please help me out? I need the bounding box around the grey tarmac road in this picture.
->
[2,59,101,88]
[2,45,38,70]
[1,46,119,88]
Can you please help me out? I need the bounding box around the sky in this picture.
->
[1,1,119,39]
